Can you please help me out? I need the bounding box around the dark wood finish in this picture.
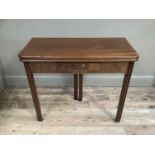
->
[79,74,83,101]
[30,62,56,73]
[56,62,88,73]
[74,74,83,101]
[115,62,134,122]
[19,38,138,62]
[29,62,128,73]
[101,62,128,73]
[74,74,78,100]
[19,38,139,122]
[88,63,101,72]
[24,63,43,121]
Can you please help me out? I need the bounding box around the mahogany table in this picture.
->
[19,38,139,122]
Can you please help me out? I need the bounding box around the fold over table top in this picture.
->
[19,38,139,62]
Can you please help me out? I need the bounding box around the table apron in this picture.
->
[28,62,128,73]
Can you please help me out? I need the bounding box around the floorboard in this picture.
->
[0,87,155,135]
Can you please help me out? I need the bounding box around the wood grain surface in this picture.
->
[19,38,139,62]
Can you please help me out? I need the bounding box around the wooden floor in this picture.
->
[0,87,155,135]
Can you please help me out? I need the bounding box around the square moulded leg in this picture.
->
[74,74,83,101]
[24,63,43,121]
[74,74,79,100]
[115,62,134,122]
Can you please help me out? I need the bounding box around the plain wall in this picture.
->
[0,62,4,90]
[0,19,155,86]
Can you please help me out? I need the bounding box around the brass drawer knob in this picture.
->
[81,64,86,67]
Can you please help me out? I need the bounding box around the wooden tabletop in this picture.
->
[19,38,139,62]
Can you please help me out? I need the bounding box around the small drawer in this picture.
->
[56,63,88,73]
[29,62,128,74]
[88,63,101,72]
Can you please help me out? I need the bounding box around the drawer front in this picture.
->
[88,63,101,72]
[29,62,56,73]
[56,63,88,73]
[29,62,128,73]
[101,62,128,73]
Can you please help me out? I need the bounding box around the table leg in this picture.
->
[115,62,134,122]
[24,63,43,121]
[79,74,83,101]
[74,74,79,100]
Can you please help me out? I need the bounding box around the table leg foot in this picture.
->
[37,116,43,121]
